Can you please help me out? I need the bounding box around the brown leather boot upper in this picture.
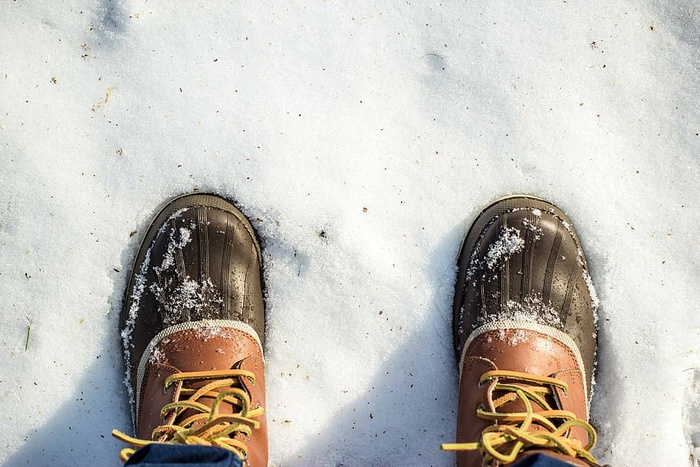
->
[136,322,267,466]
[114,193,267,465]
[455,329,595,466]
[445,196,599,466]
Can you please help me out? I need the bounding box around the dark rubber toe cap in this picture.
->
[120,193,265,395]
[453,195,598,390]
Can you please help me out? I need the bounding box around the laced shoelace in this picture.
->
[112,369,263,463]
[442,370,598,465]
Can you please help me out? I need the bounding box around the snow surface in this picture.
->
[1,1,699,466]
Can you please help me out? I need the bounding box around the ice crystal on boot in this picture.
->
[483,226,524,270]
[150,277,224,326]
[522,217,543,240]
[154,225,194,275]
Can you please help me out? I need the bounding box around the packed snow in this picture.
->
[1,1,699,466]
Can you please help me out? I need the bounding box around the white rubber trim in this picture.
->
[460,320,589,401]
[135,320,263,422]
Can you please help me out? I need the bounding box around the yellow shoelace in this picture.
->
[442,370,598,465]
[112,369,263,462]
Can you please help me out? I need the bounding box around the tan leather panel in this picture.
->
[456,329,589,467]
[137,326,267,466]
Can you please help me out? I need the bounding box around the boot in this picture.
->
[442,196,600,466]
[112,193,267,466]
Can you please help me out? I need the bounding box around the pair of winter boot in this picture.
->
[112,193,602,466]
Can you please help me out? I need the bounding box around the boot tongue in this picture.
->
[172,377,242,430]
[149,326,256,431]
[489,379,561,434]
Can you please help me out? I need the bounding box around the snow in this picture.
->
[1,1,698,466]
[521,216,543,240]
[153,223,193,276]
[482,226,525,271]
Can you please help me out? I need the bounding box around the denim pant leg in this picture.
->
[512,453,579,467]
[124,444,243,467]
[125,446,574,467]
